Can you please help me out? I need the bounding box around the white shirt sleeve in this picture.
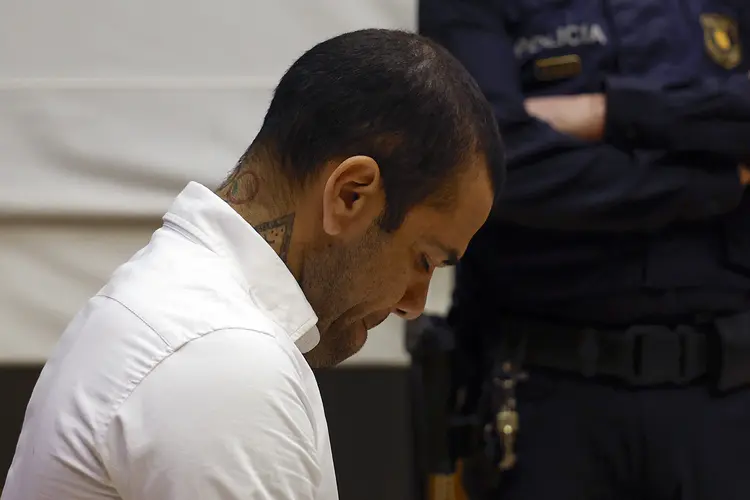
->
[101,328,322,500]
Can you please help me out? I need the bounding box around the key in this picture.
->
[496,407,519,470]
[494,364,525,471]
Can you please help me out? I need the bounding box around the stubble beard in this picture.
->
[301,226,384,368]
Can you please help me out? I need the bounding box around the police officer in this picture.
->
[418,0,750,499]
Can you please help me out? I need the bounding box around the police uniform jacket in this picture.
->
[420,0,750,328]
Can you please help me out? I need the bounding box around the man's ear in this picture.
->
[322,156,385,238]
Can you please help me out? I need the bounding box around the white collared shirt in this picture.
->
[2,182,338,500]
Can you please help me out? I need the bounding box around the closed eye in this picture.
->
[418,254,432,273]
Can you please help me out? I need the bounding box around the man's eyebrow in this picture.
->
[427,238,461,266]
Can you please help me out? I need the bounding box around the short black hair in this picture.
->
[239,28,505,231]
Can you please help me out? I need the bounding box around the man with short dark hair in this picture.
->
[2,28,502,500]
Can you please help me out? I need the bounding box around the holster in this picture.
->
[406,315,457,485]
[406,315,512,500]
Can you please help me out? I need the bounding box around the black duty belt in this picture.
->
[494,317,714,386]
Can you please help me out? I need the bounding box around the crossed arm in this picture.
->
[525,75,750,164]
[420,0,749,232]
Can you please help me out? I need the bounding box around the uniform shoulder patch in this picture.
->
[700,13,742,69]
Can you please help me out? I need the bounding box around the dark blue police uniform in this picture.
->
[419,0,750,498]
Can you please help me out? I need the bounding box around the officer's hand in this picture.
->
[739,164,750,185]
[524,94,605,141]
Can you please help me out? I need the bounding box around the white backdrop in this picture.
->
[0,0,454,366]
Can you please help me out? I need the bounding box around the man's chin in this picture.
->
[304,324,368,368]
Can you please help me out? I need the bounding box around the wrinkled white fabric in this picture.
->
[2,182,338,499]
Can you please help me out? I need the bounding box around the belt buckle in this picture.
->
[624,325,685,386]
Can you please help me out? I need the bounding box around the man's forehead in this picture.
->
[426,172,493,259]
[404,177,491,248]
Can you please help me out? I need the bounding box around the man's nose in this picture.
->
[393,278,430,321]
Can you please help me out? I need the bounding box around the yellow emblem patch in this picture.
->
[700,13,742,69]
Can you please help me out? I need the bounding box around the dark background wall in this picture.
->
[0,365,415,500]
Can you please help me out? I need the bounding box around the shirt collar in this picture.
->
[162,181,320,353]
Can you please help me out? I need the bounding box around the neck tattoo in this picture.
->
[255,213,296,263]
[224,170,260,205]
[220,168,295,264]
